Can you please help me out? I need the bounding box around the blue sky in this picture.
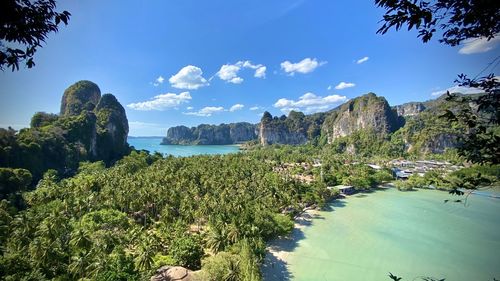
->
[1,0,498,136]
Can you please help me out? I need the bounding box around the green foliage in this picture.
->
[0,0,71,71]
[60,80,101,116]
[153,254,179,269]
[30,112,59,128]
[0,150,325,279]
[0,168,32,199]
[170,235,204,270]
[376,0,499,46]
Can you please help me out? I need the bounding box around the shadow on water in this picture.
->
[261,198,350,280]
[261,187,393,280]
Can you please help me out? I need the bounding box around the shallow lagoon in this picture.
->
[264,188,500,281]
[127,137,240,157]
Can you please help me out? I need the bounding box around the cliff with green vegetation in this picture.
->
[393,95,462,154]
[163,92,462,157]
[0,81,130,187]
[321,93,403,143]
[161,122,257,145]
[259,111,325,145]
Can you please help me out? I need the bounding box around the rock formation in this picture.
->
[393,102,426,117]
[60,80,101,116]
[321,93,403,143]
[162,122,257,145]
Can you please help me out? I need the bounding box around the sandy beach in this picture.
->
[261,208,324,280]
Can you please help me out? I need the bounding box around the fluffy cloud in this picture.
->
[184,106,225,117]
[249,106,261,111]
[280,58,326,75]
[274,92,347,113]
[335,82,356,90]
[431,86,484,97]
[459,36,500,54]
[216,60,266,83]
[217,64,243,84]
[229,104,244,112]
[186,106,194,110]
[153,76,165,87]
[127,92,191,111]
[254,66,267,78]
[356,56,369,64]
[169,65,209,90]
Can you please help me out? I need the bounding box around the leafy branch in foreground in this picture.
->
[375,0,500,46]
[440,74,499,165]
[0,0,71,71]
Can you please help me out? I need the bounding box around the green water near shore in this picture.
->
[281,188,500,281]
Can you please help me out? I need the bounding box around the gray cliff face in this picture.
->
[163,126,194,144]
[258,123,307,145]
[258,111,309,145]
[394,102,426,117]
[322,93,402,143]
[94,93,130,162]
[162,122,257,145]
[230,123,257,143]
[421,134,458,154]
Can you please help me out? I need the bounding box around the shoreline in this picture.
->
[261,206,322,280]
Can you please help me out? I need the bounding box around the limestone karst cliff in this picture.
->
[161,122,257,145]
[321,93,403,143]
[0,80,130,180]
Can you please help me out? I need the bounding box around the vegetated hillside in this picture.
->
[258,110,326,145]
[0,80,130,184]
[320,92,403,143]
[161,92,463,156]
[161,122,257,145]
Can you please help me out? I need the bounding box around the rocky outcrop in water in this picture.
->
[162,122,257,145]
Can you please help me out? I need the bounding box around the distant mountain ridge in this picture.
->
[161,92,462,154]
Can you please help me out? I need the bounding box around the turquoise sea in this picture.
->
[127,137,240,157]
[263,188,500,281]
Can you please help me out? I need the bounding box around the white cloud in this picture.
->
[335,82,356,90]
[327,85,332,90]
[217,64,243,84]
[356,56,369,64]
[459,36,500,54]
[216,60,266,83]
[431,86,484,97]
[169,65,209,90]
[184,106,225,117]
[186,106,194,110]
[274,92,347,113]
[249,106,261,111]
[254,66,267,78]
[153,76,165,86]
[229,104,244,112]
[280,58,326,75]
[127,92,192,111]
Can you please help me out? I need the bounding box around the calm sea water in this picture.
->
[265,188,500,281]
[127,137,241,157]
